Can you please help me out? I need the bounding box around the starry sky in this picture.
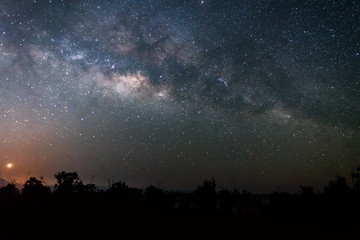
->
[0,0,359,192]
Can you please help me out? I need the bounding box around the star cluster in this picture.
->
[0,0,359,192]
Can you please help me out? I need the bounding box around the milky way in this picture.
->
[0,0,359,192]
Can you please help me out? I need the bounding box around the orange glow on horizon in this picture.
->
[6,163,13,169]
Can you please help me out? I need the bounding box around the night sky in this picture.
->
[0,0,359,192]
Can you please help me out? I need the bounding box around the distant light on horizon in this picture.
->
[6,163,13,169]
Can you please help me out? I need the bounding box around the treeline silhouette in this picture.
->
[1,171,360,239]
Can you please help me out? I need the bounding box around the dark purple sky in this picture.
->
[0,0,359,193]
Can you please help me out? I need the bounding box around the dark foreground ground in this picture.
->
[1,196,359,240]
[1,174,360,239]
[1,193,360,239]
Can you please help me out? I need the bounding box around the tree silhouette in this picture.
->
[144,185,163,208]
[193,179,217,212]
[22,177,51,197]
[110,181,129,195]
[299,185,315,198]
[54,171,83,194]
[0,183,20,200]
[299,185,316,215]
[323,176,353,219]
[108,181,142,204]
[324,176,351,196]
[351,165,360,191]
[218,189,234,214]
[83,183,97,193]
